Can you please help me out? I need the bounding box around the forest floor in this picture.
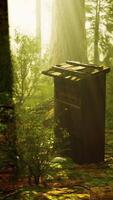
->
[1,131,113,200]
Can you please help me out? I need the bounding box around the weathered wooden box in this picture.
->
[43,61,110,164]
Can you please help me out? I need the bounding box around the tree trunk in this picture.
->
[36,0,41,61]
[50,0,88,65]
[94,0,100,64]
[36,0,41,41]
[0,1,17,176]
[0,1,13,99]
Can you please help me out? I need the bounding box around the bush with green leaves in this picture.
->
[16,100,54,185]
[10,32,54,184]
[0,105,17,172]
[11,32,53,108]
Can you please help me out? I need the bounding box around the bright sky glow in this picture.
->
[8,0,36,36]
[8,0,52,48]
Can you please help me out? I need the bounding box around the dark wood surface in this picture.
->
[54,74,106,163]
[43,63,110,164]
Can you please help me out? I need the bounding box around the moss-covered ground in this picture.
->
[1,131,113,200]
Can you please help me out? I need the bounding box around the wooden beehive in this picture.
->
[43,61,110,164]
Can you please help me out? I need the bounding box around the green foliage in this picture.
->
[0,92,12,105]
[11,32,53,107]
[85,0,113,63]
[0,105,17,170]
[16,100,55,183]
[85,0,113,129]
[0,122,7,133]
[9,32,55,183]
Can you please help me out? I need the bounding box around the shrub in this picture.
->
[16,100,54,185]
[11,32,53,108]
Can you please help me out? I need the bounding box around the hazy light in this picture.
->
[41,0,52,49]
[8,0,36,36]
[8,0,52,49]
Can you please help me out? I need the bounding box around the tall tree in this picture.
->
[0,1,17,171]
[102,0,113,65]
[50,0,88,64]
[94,0,100,64]
[103,0,113,129]
[36,0,41,40]
[0,1,13,101]
[85,0,113,64]
[36,0,41,65]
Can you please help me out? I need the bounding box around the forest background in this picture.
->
[0,1,113,198]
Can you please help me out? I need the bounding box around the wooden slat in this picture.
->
[66,60,103,70]
[53,65,88,76]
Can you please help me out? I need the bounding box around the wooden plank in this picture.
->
[66,60,103,70]
[53,65,88,76]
